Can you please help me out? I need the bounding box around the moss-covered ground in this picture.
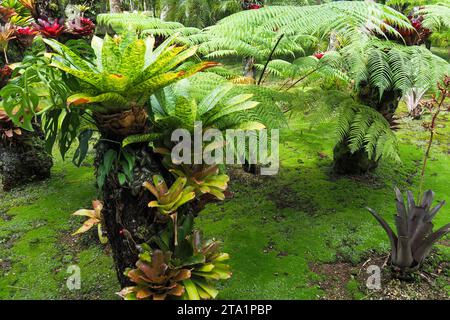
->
[0,103,449,299]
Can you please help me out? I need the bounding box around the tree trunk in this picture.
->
[109,0,123,13]
[332,139,378,175]
[332,84,401,175]
[243,57,256,79]
[92,106,195,286]
[95,139,172,286]
[0,126,53,191]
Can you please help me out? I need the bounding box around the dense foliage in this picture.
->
[0,0,449,301]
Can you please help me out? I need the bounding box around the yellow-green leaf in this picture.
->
[182,279,200,300]
[119,39,146,77]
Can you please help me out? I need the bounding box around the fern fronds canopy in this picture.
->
[417,3,450,31]
[341,38,450,98]
[289,88,401,163]
[96,12,202,45]
[196,2,413,60]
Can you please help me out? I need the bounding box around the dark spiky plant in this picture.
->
[367,188,450,275]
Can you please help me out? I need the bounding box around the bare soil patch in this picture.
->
[0,258,12,274]
[311,251,449,300]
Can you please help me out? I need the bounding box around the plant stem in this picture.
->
[3,49,8,64]
[284,65,324,91]
[418,93,446,198]
[257,34,284,85]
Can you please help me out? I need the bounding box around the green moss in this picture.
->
[0,157,118,299]
[346,278,365,300]
[196,112,450,299]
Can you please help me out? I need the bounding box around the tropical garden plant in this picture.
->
[367,76,450,277]
[1,0,449,301]
[191,1,450,174]
[367,188,449,276]
[0,38,55,191]
[1,26,275,298]
[72,199,108,244]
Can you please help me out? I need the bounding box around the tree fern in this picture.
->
[291,89,401,162]
[197,2,412,61]
[340,102,400,162]
[367,48,393,99]
[342,39,450,97]
[418,3,450,31]
[96,12,202,44]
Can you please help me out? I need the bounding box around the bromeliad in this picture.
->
[143,175,196,246]
[15,26,37,47]
[170,165,229,201]
[65,17,95,38]
[33,19,65,38]
[72,200,108,244]
[143,175,196,216]
[367,188,450,275]
[178,231,232,300]
[0,23,15,63]
[118,249,191,300]
[41,32,217,139]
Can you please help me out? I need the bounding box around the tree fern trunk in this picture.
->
[332,139,378,175]
[95,140,171,286]
[241,2,263,80]
[243,57,256,79]
[332,85,401,175]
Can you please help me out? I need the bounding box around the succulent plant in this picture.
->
[367,188,450,275]
[118,249,191,300]
[170,165,229,201]
[72,200,108,244]
[143,175,195,216]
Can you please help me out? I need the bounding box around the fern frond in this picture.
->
[96,12,201,44]
[341,103,400,162]
[342,38,450,97]
[418,3,450,31]
[198,2,412,61]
